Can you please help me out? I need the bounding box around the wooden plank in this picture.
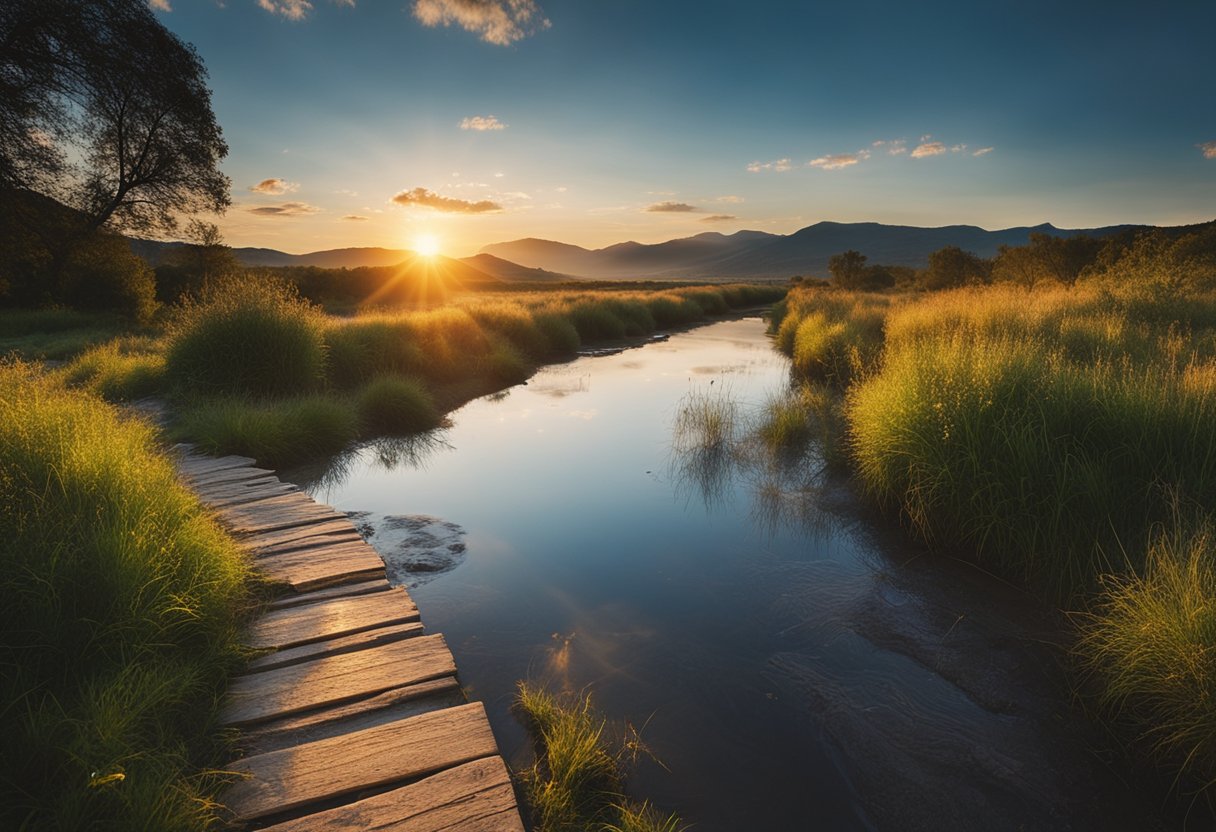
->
[248,587,418,650]
[203,484,302,510]
[185,465,278,487]
[266,578,392,611]
[248,621,425,672]
[243,677,465,756]
[178,454,257,476]
[224,702,499,822]
[252,533,369,559]
[243,519,363,551]
[256,555,385,594]
[194,475,290,498]
[221,634,455,727]
[219,499,344,536]
[257,756,524,832]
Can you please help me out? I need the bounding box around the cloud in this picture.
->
[148,0,171,11]
[873,139,907,155]
[646,201,698,213]
[910,141,948,158]
[972,146,995,157]
[808,150,870,170]
[247,201,321,217]
[701,215,737,223]
[342,214,369,221]
[257,0,351,19]
[392,187,502,213]
[746,158,792,173]
[716,195,744,204]
[412,0,550,45]
[1200,141,1216,160]
[461,115,507,131]
[250,178,300,195]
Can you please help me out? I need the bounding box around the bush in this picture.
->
[166,276,327,397]
[60,338,167,400]
[325,317,424,387]
[0,362,249,830]
[356,375,439,435]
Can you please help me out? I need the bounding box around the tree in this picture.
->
[828,250,868,289]
[1026,232,1103,287]
[918,246,991,291]
[992,244,1045,291]
[0,0,230,236]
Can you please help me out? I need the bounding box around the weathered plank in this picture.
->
[185,465,278,487]
[222,634,456,727]
[252,534,371,560]
[204,484,302,510]
[248,621,425,673]
[257,756,524,832]
[178,454,257,476]
[266,578,392,611]
[224,702,499,822]
[248,587,419,650]
[243,519,363,551]
[219,498,345,536]
[256,557,385,594]
[194,474,291,497]
[242,677,465,755]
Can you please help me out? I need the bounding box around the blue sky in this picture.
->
[152,0,1216,256]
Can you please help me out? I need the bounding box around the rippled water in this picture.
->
[285,317,1169,831]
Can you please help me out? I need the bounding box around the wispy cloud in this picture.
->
[247,201,321,217]
[257,0,352,20]
[701,214,737,223]
[1200,141,1216,160]
[461,115,507,131]
[250,178,300,195]
[392,187,502,213]
[873,139,907,155]
[910,138,971,159]
[147,0,172,11]
[342,214,369,221]
[972,146,995,157]
[809,150,871,170]
[746,158,792,173]
[646,201,698,213]
[412,0,550,45]
[716,195,744,204]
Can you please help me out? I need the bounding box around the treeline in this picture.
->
[823,221,1216,293]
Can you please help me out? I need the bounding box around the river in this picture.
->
[284,316,1170,831]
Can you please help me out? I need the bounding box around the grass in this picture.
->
[171,394,359,469]
[1079,517,1216,797]
[672,384,739,452]
[0,308,133,360]
[166,276,328,397]
[514,682,685,832]
[59,336,168,400]
[356,375,440,435]
[0,361,251,831]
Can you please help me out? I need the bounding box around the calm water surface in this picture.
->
[286,317,1167,831]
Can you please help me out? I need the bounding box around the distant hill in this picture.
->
[129,240,416,269]
[458,253,576,282]
[481,221,1150,280]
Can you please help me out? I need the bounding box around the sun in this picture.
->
[413,232,441,257]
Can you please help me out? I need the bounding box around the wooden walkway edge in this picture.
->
[175,449,525,831]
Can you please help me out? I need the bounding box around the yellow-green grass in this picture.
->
[0,362,251,830]
[514,683,685,832]
[1079,518,1216,796]
[59,336,168,401]
[771,290,894,386]
[356,375,440,435]
[0,308,133,360]
[171,394,359,469]
[166,277,328,397]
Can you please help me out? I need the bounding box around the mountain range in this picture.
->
[132,219,1187,282]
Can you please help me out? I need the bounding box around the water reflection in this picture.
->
[287,431,453,494]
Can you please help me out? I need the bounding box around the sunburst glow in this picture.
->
[414,232,441,257]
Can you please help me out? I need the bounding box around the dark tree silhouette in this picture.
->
[828,249,868,289]
[0,0,230,235]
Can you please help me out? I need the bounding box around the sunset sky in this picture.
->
[153,0,1216,257]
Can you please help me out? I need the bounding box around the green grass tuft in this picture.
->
[356,375,440,435]
[172,395,358,468]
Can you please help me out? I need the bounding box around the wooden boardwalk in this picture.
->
[175,450,525,831]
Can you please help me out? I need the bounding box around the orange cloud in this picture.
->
[392,187,502,213]
[461,115,507,131]
[250,178,300,195]
[809,150,870,170]
[412,0,550,45]
[247,201,321,216]
[646,201,699,213]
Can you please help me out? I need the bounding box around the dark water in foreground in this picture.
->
[286,317,1168,831]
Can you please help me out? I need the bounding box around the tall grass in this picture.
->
[1079,518,1216,796]
[771,290,893,386]
[166,276,327,396]
[514,683,684,832]
[59,336,168,400]
[0,362,250,830]
[356,375,440,435]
